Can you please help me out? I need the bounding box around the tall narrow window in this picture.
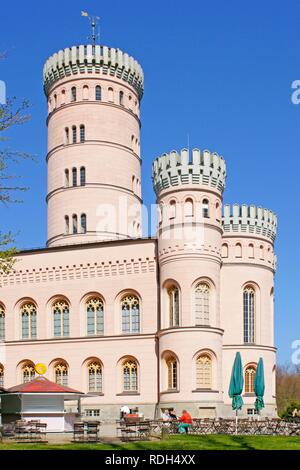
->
[0,364,3,387]
[21,303,37,339]
[65,216,69,235]
[108,87,114,102]
[53,300,70,337]
[202,199,209,218]
[80,167,86,186]
[61,89,66,105]
[122,359,138,391]
[194,282,210,325]
[221,243,228,258]
[245,365,256,393]
[83,85,89,100]
[196,354,212,389]
[184,198,194,217]
[169,200,176,219]
[86,298,104,336]
[22,363,35,383]
[72,126,77,144]
[65,169,69,187]
[81,214,87,234]
[54,362,68,386]
[0,305,5,341]
[235,243,242,257]
[248,244,254,258]
[65,127,69,144]
[119,91,124,106]
[71,87,77,102]
[243,286,255,343]
[168,286,179,327]
[72,214,78,234]
[72,167,77,187]
[53,94,57,109]
[88,361,102,392]
[167,357,178,390]
[80,125,85,143]
[121,295,140,334]
[95,85,102,101]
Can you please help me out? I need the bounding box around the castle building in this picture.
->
[0,41,277,420]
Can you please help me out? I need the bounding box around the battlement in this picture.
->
[152,148,226,196]
[43,45,144,98]
[222,204,277,242]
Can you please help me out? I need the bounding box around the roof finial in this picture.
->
[81,11,100,50]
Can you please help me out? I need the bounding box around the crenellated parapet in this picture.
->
[43,45,144,98]
[222,204,277,242]
[152,148,226,196]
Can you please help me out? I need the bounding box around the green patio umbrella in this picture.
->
[254,357,265,417]
[228,352,244,433]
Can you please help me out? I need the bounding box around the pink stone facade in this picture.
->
[0,44,277,420]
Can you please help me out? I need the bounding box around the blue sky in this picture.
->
[1,0,299,363]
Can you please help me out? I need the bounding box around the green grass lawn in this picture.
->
[1,435,300,450]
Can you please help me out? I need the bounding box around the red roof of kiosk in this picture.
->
[7,376,82,394]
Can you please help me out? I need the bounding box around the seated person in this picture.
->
[178,409,192,434]
[168,409,177,420]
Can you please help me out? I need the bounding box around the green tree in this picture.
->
[0,96,31,272]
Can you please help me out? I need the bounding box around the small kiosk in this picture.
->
[1,364,84,432]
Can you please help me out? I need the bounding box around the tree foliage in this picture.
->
[276,363,300,416]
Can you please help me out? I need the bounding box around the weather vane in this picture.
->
[81,11,100,48]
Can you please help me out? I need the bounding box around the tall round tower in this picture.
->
[43,45,144,247]
[152,148,227,415]
[221,204,277,416]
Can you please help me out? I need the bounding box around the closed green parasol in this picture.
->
[228,352,244,433]
[254,357,265,413]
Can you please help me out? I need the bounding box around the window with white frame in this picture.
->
[21,303,37,339]
[196,354,212,389]
[54,362,68,386]
[53,300,70,337]
[194,282,210,325]
[88,361,102,392]
[168,286,179,327]
[86,298,104,336]
[122,359,138,392]
[243,286,255,343]
[0,305,5,340]
[121,295,140,334]
[22,363,35,383]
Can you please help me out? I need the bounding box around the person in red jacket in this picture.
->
[178,410,192,434]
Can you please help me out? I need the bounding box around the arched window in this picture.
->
[22,363,35,383]
[108,87,114,102]
[121,295,140,334]
[80,167,86,186]
[53,94,57,109]
[167,356,178,390]
[95,85,102,101]
[196,354,212,389]
[80,125,85,143]
[259,245,264,259]
[245,365,256,393]
[21,303,37,339]
[221,243,228,258]
[65,169,69,187]
[0,364,3,387]
[80,214,87,234]
[72,126,77,144]
[86,298,104,336]
[0,304,5,340]
[88,361,102,392]
[119,90,124,106]
[169,200,176,219]
[83,85,89,100]
[72,167,77,187]
[184,198,194,217]
[248,244,254,258]
[168,286,179,327]
[194,282,210,325]
[61,89,66,105]
[54,362,68,386]
[53,300,70,337]
[243,286,255,343]
[65,127,69,145]
[65,216,69,235]
[71,87,77,102]
[122,359,138,392]
[235,243,242,258]
[72,214,78,234]
[216,201,221,221]
[202,199,209,218]
[128,95,132,109]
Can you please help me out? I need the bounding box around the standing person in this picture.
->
[178,409,192,434]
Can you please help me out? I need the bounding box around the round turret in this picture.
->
[152,147,227,414]
[44,45,144,247]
